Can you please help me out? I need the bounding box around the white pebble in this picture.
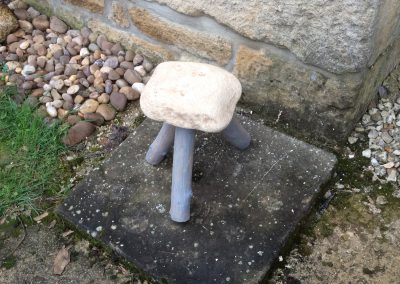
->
[371,158,379,167]
[134,65,146,77]
[362,149,371,158]
[46,105,57,117]
[67,85,80,95]
[80,47,90,57]
[43,84,52,92]
[132,82,145,94]
[348,136,358,145]
[22,65,36,76]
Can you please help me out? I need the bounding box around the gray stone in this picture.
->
[62,121,96,145]
[32,15,49,31]
[58,116,336,283]
[104,56,119,69]
[348,136,358,145]
[382,131,394,144]
[50,16,68,34]
[362,149,372,159]
[22,65,36,76]
[148,0,382,73]
[368,129,379,139]
[387,168,397,182]
[110,92,127,111]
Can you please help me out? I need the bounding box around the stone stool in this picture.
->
[140,61,251,222]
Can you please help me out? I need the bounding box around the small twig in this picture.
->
[274,110,283,124]
[0,216,27,264]
[243,152,291,201]
[159,251,177,255]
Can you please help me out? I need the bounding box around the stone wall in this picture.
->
[24,0,400,143]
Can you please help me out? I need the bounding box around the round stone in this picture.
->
[97,93,110,104]
[120,86,140,101]
[22,65,36,76]
[124,69,141,84]
[46,104,57,117]
[133,54,143,66]
[67,85,80,95]
[51,79,64,90]
[62,93,73,102]
[63,101,73,110]
[18,20,33,33]
[108,70,120,81]
[32,15,50,31]
[142,58,153,72]
[80,47,90,57]
[50,16,68,34]
[19,41,30,50]
[96,104,116,121]
[116,79,129,88]
[104,56,119,69]
[125,50,134,61]
[132,82,145,94]
[74,95,84,104]
[110,92,127,111]
[52,99,64,109]
[63,121,96,145]
[134,65,146,77]
[79,99,99,113]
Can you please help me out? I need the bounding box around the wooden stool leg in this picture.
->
[170,127,195,222]
[146,123,175,165]
[222,116,251,150]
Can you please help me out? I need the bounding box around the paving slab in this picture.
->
[58,115,336,283]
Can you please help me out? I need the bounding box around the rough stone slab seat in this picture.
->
[141,61,242,132]
[141,61,251,222]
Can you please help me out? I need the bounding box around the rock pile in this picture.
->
[0,3,153,145]
[349,90,400,184]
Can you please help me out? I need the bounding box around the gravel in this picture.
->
[348,87,400,183]
[0,3,153,146]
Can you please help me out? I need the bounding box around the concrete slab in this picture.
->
[57,116,336,283]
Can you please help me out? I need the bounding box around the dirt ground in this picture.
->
[0,102,149,284]
[0,222,133,284]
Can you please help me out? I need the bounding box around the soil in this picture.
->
[0,102,149,284]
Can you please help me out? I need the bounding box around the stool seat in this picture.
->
[140,61,242,133]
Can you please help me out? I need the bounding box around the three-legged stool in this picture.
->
[140,61,251,222]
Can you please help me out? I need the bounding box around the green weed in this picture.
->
[0,86,69,216]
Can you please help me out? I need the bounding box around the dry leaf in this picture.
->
[118,264,129,275]
[48,220,57,229]
[61,230,74,238]
[34,212,49,223]
[53,246,70,275]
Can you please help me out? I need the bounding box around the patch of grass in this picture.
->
[1,255,17,269]
[0,86,69,216]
